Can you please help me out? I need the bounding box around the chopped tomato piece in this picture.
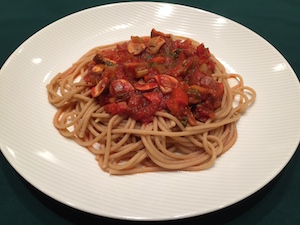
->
[150,56,166,64]
[193,104,216,122]
[172,87,188,106]
[170,57,194,77]
[215,83,224,98]
[188,70,205,86]
[186,107,197,126]
[165,87,188,117]
[104,102,128,116]
[128,92,161,123]
[142,92,161,104]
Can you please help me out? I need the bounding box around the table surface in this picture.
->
[1,0,299,224]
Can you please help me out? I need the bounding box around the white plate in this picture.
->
[0,2,300,221]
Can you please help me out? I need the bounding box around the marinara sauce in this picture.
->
[84,29,224,125]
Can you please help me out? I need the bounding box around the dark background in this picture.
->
[1,0,299,224]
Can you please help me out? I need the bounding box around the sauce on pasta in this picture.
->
[46,29,256,175]
[85,29,223,125]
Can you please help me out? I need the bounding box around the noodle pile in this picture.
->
[46,36,256,175]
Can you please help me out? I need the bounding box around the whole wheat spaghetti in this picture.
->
[46,29,256,175]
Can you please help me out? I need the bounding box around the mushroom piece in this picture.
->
[91,76,110,97]
[127,41,146,55]
[154,74,178,94]
[146,36,166,54]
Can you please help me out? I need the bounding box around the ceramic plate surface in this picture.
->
[1,2,300,221]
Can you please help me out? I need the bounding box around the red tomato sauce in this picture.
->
[84,29,224,125]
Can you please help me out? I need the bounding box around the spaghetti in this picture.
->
[47,29,256,175]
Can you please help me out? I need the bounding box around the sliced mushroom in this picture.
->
[91,64,105,74]
[134,80,158,91]
[154,74,178,94]
[109,79,134,98]
[127,41,146,55]
[91,76,110,97]
[146,36,165,55]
